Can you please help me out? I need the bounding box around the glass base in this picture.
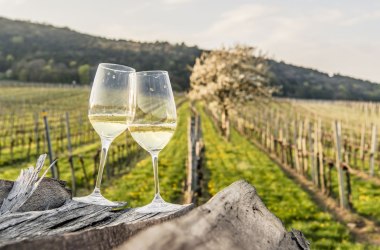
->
[136,193,184,213]
[73,188,126,207]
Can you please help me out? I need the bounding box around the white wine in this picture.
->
[129,123,176,152]
[89,114,131,139]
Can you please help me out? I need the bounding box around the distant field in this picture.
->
[0,84,149,197]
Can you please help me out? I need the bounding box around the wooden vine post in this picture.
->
[33,112,40,155]
[359,122,366,170]
[369,124,377,177]
[308,121,317,185]
[185,106,204,204]
[293,120,300,173]
[42,110,58,179]
[301,119,308,175]
[333,121,349,209]
[65,112,76,195]
[316,119,325,193]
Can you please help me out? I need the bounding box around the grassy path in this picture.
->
[329,171,380,224]
[198,106,377,249]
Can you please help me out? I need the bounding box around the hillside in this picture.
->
[269,60,380,101]
[1,16,380,99]
[0,17,201,91]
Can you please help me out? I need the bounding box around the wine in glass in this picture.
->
[129,70,183,213]
[74,63,136,207]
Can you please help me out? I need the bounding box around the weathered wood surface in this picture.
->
[0,205,194,250]
[0,154,58,214]
[0,179,309,250]
[0,154,194,249]
[119,180,309,250]
[0,178,70,213]
[0,199,193,249]
[0,154,188,249]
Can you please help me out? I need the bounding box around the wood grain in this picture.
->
[118,180,309,250]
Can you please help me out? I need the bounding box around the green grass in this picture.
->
[103,102,189,206]
[198,105,377,249]
[330,172,380,223]
[351,176,380,222]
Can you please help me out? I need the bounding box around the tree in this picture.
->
[78,64,90,84]
[190,45,273,139]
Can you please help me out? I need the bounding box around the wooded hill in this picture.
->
[268,60,380,101]
[1,16,379,100]
[0,17,200,91]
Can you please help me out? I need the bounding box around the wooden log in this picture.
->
[0,201,193,249]
[0,153,193,249]
[0,178,70,212]
[0,180,308,250]
[0,155,57,214]
[119,180,309,250]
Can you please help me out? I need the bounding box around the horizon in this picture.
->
[1,15,378,85]
[0,0,379,83]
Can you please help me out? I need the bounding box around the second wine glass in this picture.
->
[129,70,183,213]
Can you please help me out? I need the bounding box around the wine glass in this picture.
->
[74,63,136,207]
[129,70,183,213]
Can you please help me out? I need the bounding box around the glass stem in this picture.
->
[94,137,112,193]
[151,152,160,196]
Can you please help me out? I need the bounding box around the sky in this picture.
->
[0,0,379,83]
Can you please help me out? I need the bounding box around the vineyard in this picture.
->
[0,84,380,249]
[0,83,146,197]
[226,99,380,221]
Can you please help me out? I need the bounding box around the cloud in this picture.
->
[124,2,153,14]
[193,3,380,82]
[162,0,192,5]
[196,3,379,50]
[340,10,380,26]
[0,0,26,6]
[205,4,277,35]
[196,4,306,50]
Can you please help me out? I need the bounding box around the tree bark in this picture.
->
[221,107,230,140]
[0,178,70,212]
[0,202,193,250]
[118,180,309,250]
